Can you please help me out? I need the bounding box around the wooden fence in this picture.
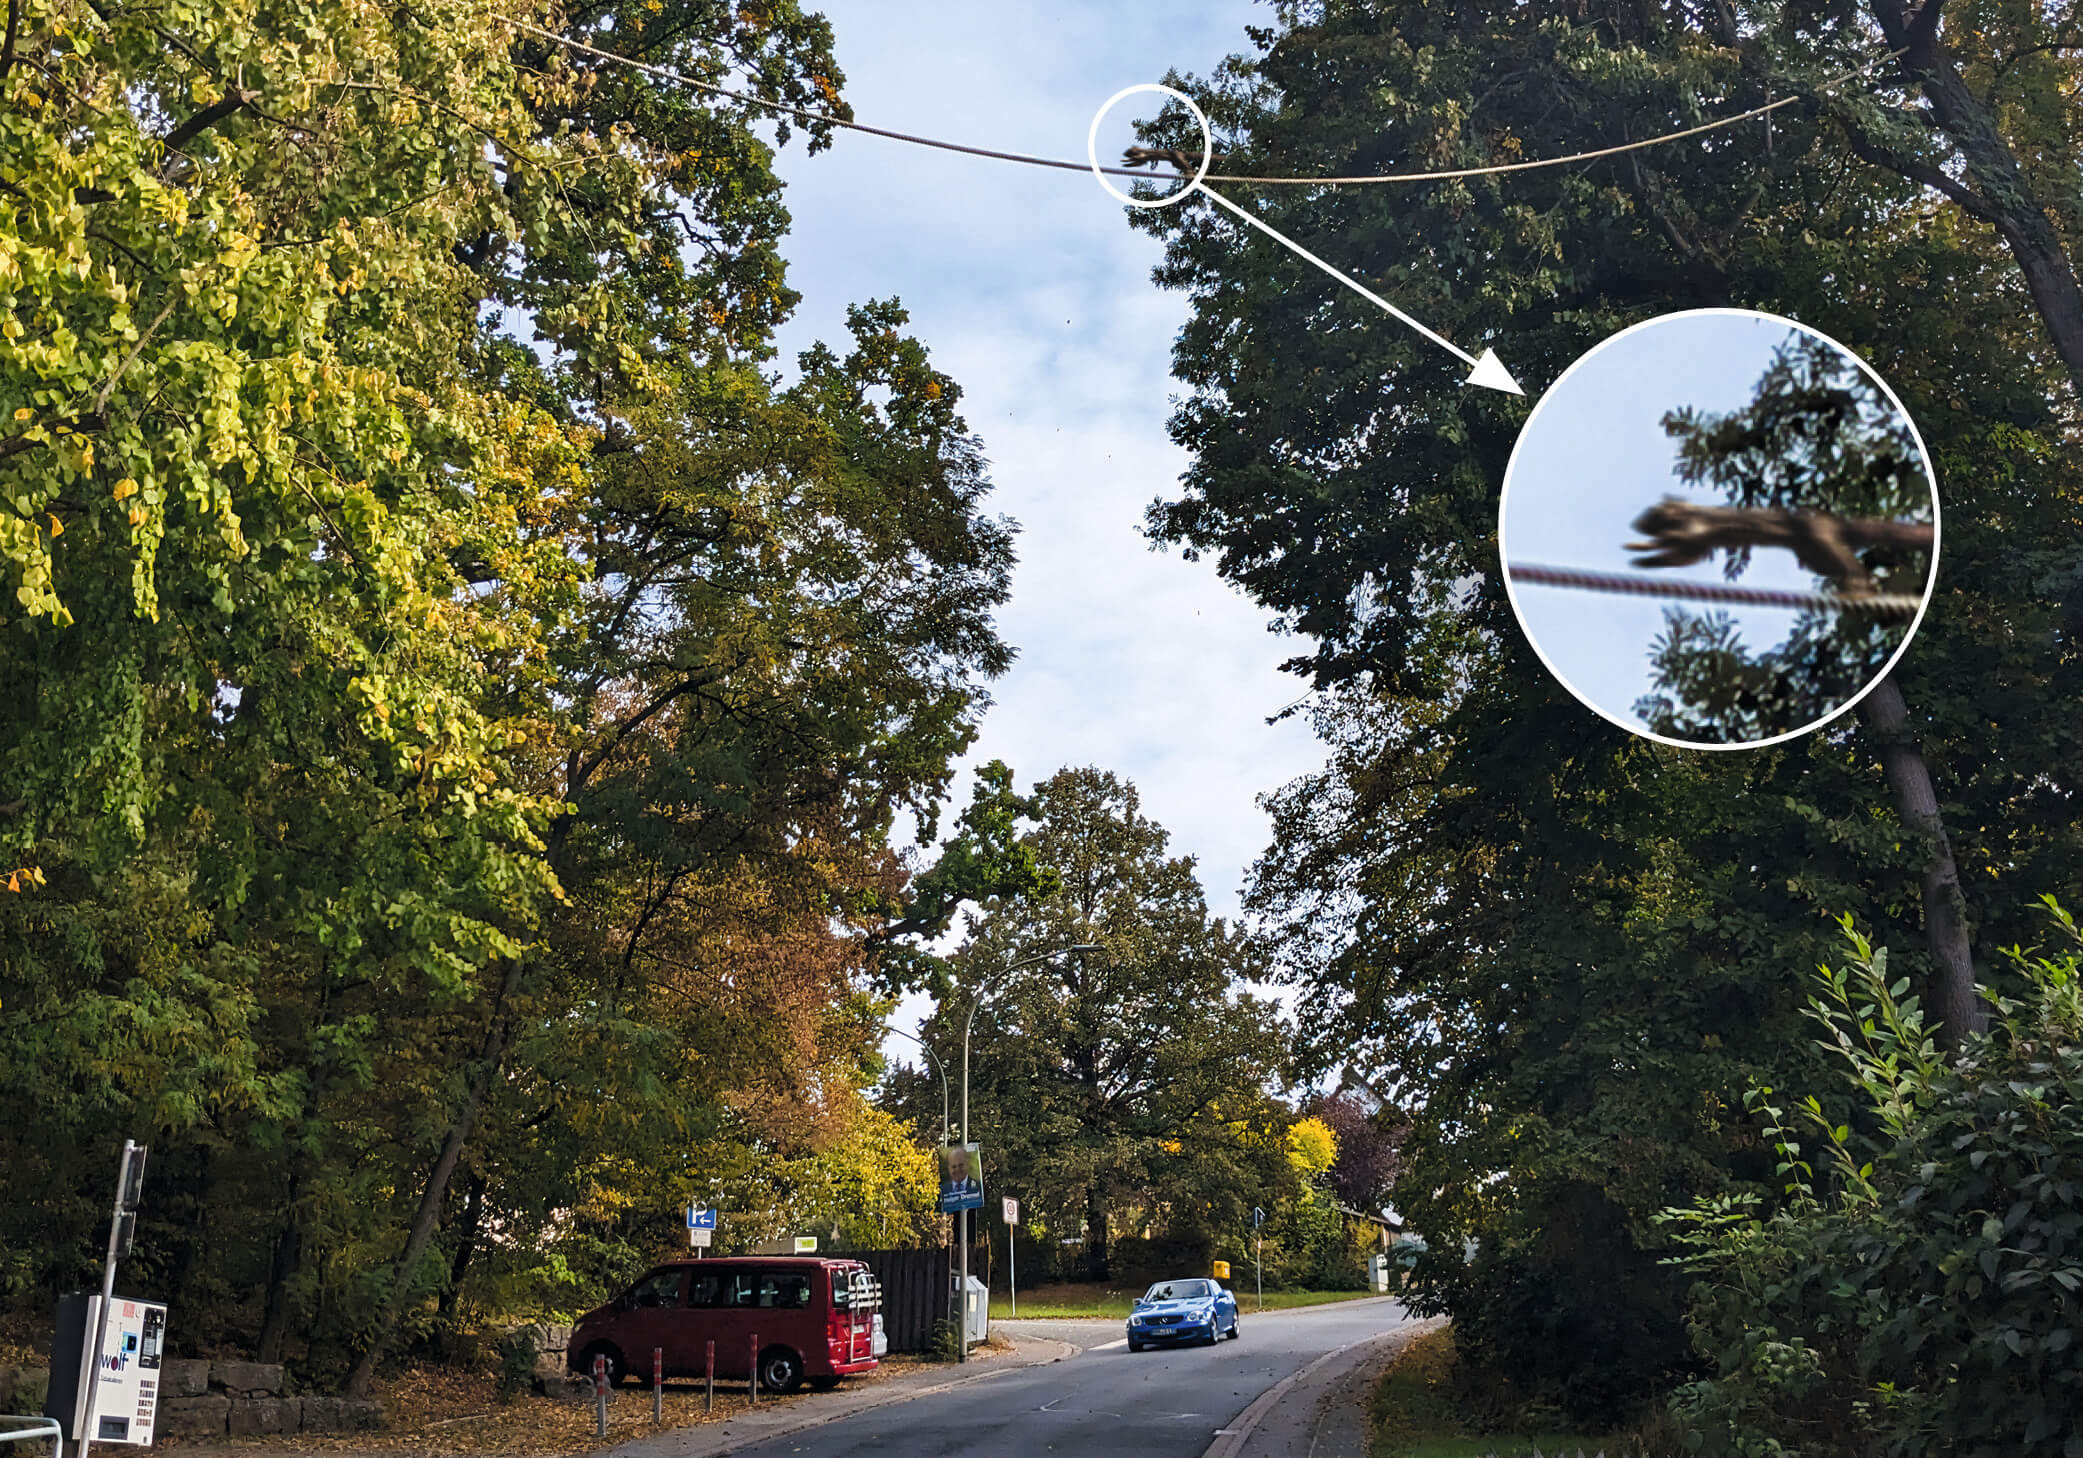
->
[850,1246,953,1354]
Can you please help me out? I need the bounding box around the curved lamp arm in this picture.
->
[880,1022,951,1148]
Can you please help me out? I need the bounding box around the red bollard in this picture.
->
[705,1340,715,1414]
[749,1332,760,1404]
[592,1354,608,1439]
[652,1346,663,1423]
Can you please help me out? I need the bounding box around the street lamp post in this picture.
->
[954,943,1100,1362]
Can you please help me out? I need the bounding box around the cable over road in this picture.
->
[1508,563,1924,621]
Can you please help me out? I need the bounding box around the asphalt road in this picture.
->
[708,1298,1415,1458]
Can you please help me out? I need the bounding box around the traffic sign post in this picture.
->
[1001,1198,1020,1318]
[1251,1207,1266,1305]
[686,1207,716,1256]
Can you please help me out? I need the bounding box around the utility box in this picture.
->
[1367,1253,1392,1292]
[1211,1260,1230,1280]
[953,1274,988,1346]
[46,1294,166,1445]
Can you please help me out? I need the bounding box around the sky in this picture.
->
[751,2,1321,1039]
[1500,311,1931,739]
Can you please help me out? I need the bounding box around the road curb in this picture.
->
[605,1334,1082,1458]
[1200,1316,1444,1458]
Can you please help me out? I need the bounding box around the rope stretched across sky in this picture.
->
[499,17,1901,188]
[1508,563,1924,621]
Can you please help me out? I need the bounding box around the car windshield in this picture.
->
[1144,1279,1214,1301]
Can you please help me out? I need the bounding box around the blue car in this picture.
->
[1125,1277,1240,1351]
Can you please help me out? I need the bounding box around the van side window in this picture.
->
[752,1273,811,1309]
[687,1273,725,1309]
[628,1270,684,1309]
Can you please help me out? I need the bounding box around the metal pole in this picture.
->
[704,1341,714,1414]
[652,1347,661,1423]
[592,1355,607,1439]
[1256,1232,1262,1305]
[76,1141,137,1458]
[1008,1213,1016,1319]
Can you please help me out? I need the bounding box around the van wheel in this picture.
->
[577,1342,630,1389]
[757,1347,805,1395]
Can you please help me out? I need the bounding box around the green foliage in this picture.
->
[493,1327,539,1405]
[0,0,1014,1388]
[1131,0,2083,1425]
[1635,333,1933,742]
[1662,902,2083,1456]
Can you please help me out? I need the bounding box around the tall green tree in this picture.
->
[1129,0,2080,1420]
[1,0,1024,1394]
[914,767,1295,1281]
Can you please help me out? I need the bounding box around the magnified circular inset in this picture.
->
[1500,308,1939,751]
[1087,84,1210,208]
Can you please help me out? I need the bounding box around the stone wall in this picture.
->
[2,1358,384,1441]
[155,1361,385,1439]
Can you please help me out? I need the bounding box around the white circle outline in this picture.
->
[1086,83,1211,209]
[1497,307,1942,753]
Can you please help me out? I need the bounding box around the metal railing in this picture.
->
[0,1416,61,1449]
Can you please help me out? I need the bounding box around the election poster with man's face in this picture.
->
[937,1142,983,1212]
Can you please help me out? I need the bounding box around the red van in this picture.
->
[568,1257,880,1394]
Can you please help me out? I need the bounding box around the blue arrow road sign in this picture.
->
[686,1206,717,1229]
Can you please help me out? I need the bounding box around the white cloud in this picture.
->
[772,0,1321,944]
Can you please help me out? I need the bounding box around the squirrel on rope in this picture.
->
[1121,145,1221,174]
[1625,498,1933,596]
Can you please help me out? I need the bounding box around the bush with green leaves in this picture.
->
[493,1328,540,1405]
[1661,900,2083,1457]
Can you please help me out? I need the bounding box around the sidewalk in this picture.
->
[155,1335,1080,1458]
[597,1333,1081,1458]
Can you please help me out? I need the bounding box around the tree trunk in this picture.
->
[1860,0,2083,400]
[255,1206,303,1365]
[1857,675,1984,1046]
[258,1026,335,1364]
[1083,1183,1109,1282]
[344,958,524,1398]
[437,1171,488,1326]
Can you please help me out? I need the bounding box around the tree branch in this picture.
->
[1832,116,2000,222]
[1,0,21,82]
[161,88,257,154]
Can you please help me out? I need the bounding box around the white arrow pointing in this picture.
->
[1196,184,1524,395]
